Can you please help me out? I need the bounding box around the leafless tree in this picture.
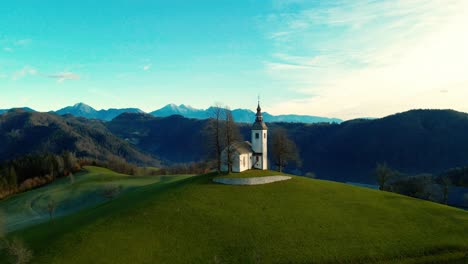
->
[270,127,301,172]
[47,199,56,220]
[375,162,395,191]
[223,107,241,173]
[441,176,451,204]
[206,104,225,173]
[68,172,75,185]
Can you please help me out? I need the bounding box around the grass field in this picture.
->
[5,170,468,263]
[0,166,192,232]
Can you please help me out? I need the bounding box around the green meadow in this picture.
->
[0,166,191,232]
[3,169,467,263]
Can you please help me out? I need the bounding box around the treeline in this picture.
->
[0,152,81,199]
[0,150,213,200]
[375,163,467,206]
[438,167,468,187]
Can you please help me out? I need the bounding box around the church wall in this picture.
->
[221,150,250,173]
[238,153,251,172]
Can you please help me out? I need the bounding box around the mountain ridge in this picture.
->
[1,103,341,123]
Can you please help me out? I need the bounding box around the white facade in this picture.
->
[221,150,252,173]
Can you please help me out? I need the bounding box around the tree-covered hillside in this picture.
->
[108,109,468,183]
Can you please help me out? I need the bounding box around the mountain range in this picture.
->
[1,103,342,123]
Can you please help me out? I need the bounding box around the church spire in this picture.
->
[256,99,263,122]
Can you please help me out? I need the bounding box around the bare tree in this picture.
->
[375,162,395,191]
[270,127,301,172]
[68,172,75,185]
[47,199,56,220]
[223,108,241,173]
[441,176,451,204]
[206,104,224,173]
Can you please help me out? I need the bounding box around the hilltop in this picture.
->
[8,170,468,263]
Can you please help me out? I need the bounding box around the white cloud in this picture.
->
[48,72,80,83]
[12,66,37,81]
[143,64,152,71]
[3,47,13,52]
[15,39,31,46]
[264,0,468,120]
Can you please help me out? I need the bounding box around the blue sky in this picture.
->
[1,0,467,120]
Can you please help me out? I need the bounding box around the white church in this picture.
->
[221,102,268,172]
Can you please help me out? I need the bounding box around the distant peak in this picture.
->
[73,102,91,108]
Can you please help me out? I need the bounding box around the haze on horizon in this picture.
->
[1,0,467,120]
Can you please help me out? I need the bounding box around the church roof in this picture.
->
[252,121,268,130]
[252,100,268,130]
[230,141,253,154]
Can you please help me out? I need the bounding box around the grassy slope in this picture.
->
[0,166,191,232]
[8,171,468,264]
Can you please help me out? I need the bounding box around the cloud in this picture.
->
[143,64,152,71]
[12,66,37,80]
[263,0,468,120]
[3,47,13,52]
[15,39,31,46]
[48,72,80,83]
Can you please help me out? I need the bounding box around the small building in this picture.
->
[221,102,268,172]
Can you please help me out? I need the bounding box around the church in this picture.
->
[221,102,268,172]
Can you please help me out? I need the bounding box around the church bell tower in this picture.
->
[251,101,268,170]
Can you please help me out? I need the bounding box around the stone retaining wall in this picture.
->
[213,176,292,185]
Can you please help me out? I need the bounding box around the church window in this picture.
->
[264,133,266,138]
[255,133,259,139]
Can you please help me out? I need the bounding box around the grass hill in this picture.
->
[0,166,191,232]
[7,170,468,263]
[0,110,157,165]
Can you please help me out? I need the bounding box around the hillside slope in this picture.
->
[0,166,191,232]
[0,110,157,165]
[10,172,468,263]
[107,113,210,163]
[275,109,468,181]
